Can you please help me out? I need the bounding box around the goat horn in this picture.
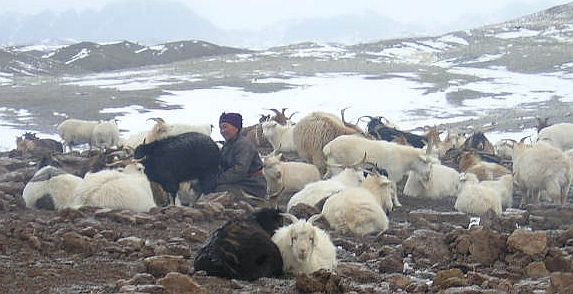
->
[288,111,299,120]
[519,135,531,143]
[268,185,285,199]
[280,213,299,224]
[147,117,165,123]
[308,213,323,225]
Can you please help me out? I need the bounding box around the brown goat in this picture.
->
[458,151,510,181]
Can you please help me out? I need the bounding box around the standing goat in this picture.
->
[271,213,337,275]
[293,112,363,175]
[133,132,221,205]
[512,141,572,206]
[323,135,433,207]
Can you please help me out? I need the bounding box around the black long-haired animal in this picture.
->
[133,132,220,204]
[194,208,284,281]
[360,116,426,148]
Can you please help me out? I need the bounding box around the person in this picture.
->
[214,112,267,199]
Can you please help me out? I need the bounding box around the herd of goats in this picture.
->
[9,107,573,280]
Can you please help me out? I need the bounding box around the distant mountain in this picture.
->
[1,40,250,75]
[0,2,571,76]
[0,0,225,46]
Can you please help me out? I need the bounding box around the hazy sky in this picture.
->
[1,0,570,30]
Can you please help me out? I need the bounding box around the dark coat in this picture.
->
[216,135,267,197]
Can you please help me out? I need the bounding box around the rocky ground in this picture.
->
[0,147,572,294]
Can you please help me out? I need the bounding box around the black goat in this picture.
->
[133,132,220,204]
[194,208,284,281]
[361,116,426,148]
[461,131,495,154]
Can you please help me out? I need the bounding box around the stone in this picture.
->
[402,229,450,263]
[117,236,145,251]
[544,247,573,272]
[385,273,411,290]
[528,204,573,230]
[336,262,380,283]
[144,255,189,278]
[295,270,346,294]
[409,209,470,227]
[376,254,404,273]
[548,272,573,294]
[157,272,206,294]
[507,229,548,256]
[525,261,549,278]
[468,227,505,265]
[62,231,93,253]
[434,268,466,289]
[118,284,166,293]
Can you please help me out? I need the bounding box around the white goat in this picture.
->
[22,166,83,210]
[286,168,364,212]
[146,117,213,143]
[119,131,148,149]
[262,153,321,197]
[57,118,100,151]
[323,135,433,207]
[403,163,460,199]
[261,120,297,153]
[70,163,156,213]
[537,122,573,151]
[322,173,393,237]
[271,214,337,275]
[512,141,572,206]
[494,139,515,161]
[91,120,120,150]
[455,173,503,216]
[480,174,514,209]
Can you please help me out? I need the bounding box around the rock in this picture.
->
[180,225,209,243]
[385,273,411,290]
[0,182,25,197]
[336,262,380,283]
[144,255,189,278]
[544,247,573,272]
[525,261,549,278]
[528,204,573,230]
[468,227,505,265]
[376,254,404,273]
[409,209,470,227]
[402,229,450,263]
[157,272,206,294]
[295,269,346,294]
[118,284,166,293]
[62,231,93,254]
[116,273,156,288]
[434,268,466,289]
[507,229,548,256]
[548,272,573,293]
[117,236,145,251]
[439,285,486,294]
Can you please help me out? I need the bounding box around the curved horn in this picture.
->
[268,185,285,199]
[308,213,323,225]
[340,106,351,123]
[280,213,299,224]
[288,111,299,120]
[519,135,531,143]
[147,117,165,123]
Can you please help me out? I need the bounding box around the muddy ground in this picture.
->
[0,147,572,294]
